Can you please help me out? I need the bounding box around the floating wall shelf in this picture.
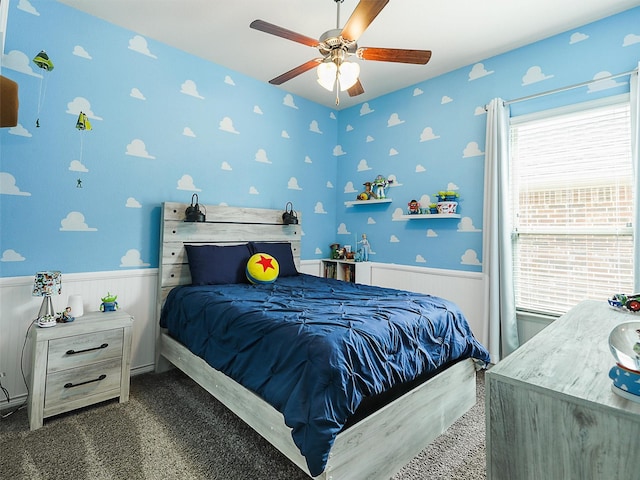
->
[393,213,461,220]
[344,198,393,207]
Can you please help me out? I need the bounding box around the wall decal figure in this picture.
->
[32,50,54,127]
[75,112,91,187]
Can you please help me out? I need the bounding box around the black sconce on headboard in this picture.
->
[282,202,298,225]
[184,194,206,222]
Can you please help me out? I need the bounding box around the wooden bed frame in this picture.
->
[155,202,478,479]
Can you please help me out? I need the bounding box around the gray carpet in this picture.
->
[0,369,486,479]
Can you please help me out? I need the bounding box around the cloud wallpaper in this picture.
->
[1,0,639,277]
[1,0,338,276]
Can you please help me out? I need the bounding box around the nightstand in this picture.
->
[27,310,134,430]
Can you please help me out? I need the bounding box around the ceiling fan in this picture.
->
[250,0,432,105]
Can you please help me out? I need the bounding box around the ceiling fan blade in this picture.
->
[357,47,432,64]
[250,19,318,47]
[348,78,365,97]
[341,0,389,41]
[269,59,322,85]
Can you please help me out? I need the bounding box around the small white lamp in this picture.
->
[33,271,61,327]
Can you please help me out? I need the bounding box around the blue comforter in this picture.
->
[160,274,490,476]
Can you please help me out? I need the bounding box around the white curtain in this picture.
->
[631,63,640,291]
[483,98,519,363]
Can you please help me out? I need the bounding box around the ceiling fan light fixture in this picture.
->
[317,60,360,92]
[252,0,431,103]
[338,61,360,91]
[317,61,337,91]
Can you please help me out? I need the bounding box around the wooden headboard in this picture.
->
[157,202,301,315]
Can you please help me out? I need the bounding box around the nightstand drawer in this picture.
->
[44,357,122,411]
[47,329,124,373]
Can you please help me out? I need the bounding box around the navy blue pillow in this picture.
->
[185,244,251,285]
[249,242,298,277]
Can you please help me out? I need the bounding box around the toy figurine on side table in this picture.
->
[100,292,119,312]
[56,306,74,323]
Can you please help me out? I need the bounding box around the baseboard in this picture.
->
[0,394,27,416]
[131,364,155,376]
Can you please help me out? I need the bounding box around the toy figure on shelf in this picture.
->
[372,175,392,199]
[56,306,74,323]
[357,234,371,262]
[357,182,377,200]
[408,199,421,214]
[100,292,119,312]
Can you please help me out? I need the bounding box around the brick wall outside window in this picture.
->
[510,99,634,316]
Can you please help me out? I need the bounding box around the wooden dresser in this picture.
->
[486,300,640,479]
[28,310,133,430]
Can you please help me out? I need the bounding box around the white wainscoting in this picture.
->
[0,269,158,410]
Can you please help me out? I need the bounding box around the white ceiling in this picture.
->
[57,0,640,109]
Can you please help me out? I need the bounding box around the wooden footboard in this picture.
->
[160,331,476,479]
[155,202,478,479]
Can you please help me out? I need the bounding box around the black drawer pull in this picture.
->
[66,343,108,355]
[64,374,107,389]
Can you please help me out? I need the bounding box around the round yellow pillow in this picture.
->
[246,253,279,284]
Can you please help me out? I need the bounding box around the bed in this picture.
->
[155,202,490,479]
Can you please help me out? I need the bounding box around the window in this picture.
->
[509,96,634,316]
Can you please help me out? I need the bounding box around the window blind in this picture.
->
[510,100,634,315]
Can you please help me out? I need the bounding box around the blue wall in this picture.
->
[335,7,640,271]
[1,1,639,277]
[0,0,338,277]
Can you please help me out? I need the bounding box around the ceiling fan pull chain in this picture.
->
[335,67,340,105]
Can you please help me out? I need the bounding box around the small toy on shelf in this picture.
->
[357,182,377,201]
[372,175,392,199]
[407,199,421,214]
[433,189,460,215]
[56,306,74,323]
[357,234,371,262]
[434,190,460,202]
[100,292,119,312]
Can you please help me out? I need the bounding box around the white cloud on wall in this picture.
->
[128,35,157,58]
[0,172,31,196]
[120,249,150,267]
[1,249,25,262]
[180,80,204,99]
[59,212,97,231]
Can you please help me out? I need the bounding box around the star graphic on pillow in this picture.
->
[256,255,275,272]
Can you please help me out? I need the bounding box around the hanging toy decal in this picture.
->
[33,50,54,71]
[76,111,91,131]
[32,50,54,127]
[75,112,92,187]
